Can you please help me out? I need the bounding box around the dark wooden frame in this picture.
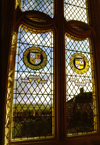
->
[1,0,100,145]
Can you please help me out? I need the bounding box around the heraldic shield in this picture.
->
[75,58,85,70]
[30,52,41,65]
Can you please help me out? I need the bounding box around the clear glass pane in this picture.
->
[65,36,97,136]
[11,25,54,140]
[64,0,88,23]
[21,0,54,18]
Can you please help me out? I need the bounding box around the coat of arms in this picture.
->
[75,58,85,70]
[23,47,47,70]
[30,53,41,65]
[70,53,89,74]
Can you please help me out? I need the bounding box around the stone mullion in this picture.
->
[55,0,66,141]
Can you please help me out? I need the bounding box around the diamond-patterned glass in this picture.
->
[64,0,89,23]
[11,25,54,140]
[65,36,97,136]
[21,0,54,18]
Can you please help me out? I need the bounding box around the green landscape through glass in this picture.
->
[11,25,54,140]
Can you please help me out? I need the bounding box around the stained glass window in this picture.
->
[65,36,97,136]
[4,0,99,144]
[64,0,88,23]
[11,25,54,140]
[21,0,54,18]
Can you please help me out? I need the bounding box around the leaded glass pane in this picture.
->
[64,0,88,23]
[21,0,54,18]
[11,25,54,140]
[65,36,97,136]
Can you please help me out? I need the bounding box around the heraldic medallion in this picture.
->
[70,53,89,74]
[23,47,47,70]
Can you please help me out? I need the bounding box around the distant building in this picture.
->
[67,88,94,133]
